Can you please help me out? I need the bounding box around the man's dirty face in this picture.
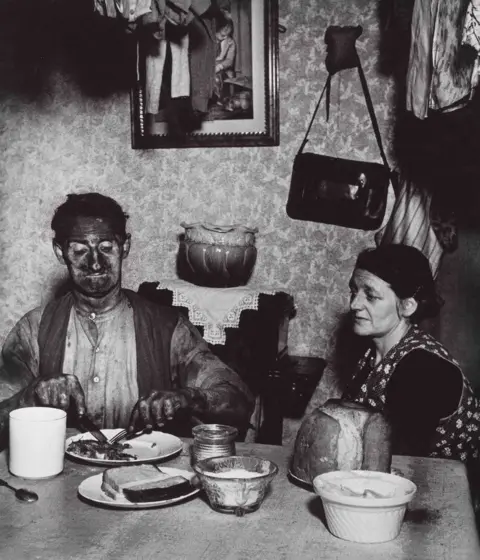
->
[58,216,129,299]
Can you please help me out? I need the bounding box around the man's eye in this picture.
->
[366,294,379,302]
[99,243,113,253]
[69,244,87,256]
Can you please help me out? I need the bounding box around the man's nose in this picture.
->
[88,249,104,271]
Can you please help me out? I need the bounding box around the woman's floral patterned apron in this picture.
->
[344,326,480,463]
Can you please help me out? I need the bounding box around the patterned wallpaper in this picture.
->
[0,0,394,423]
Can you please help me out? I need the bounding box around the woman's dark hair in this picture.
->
[354,244,443,323]
[51,193,129,244]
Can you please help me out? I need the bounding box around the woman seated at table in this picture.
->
[342,243,480,465]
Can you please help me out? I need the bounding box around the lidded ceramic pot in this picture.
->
[179,222,258,288]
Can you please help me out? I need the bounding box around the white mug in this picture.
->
[9,407,67,479]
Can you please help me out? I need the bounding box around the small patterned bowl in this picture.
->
[313,470,417,543]
[192,455,278,516]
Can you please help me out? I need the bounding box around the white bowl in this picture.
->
[313,470,417,543]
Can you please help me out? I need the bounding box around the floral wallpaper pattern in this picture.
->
[0,0,395,443]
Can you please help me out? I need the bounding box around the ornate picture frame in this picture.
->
[130,0,279,149]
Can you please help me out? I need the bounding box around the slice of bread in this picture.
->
[101,465,191,502]
[123,475,192,502]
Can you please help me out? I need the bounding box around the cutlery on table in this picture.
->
[0,478,38,502]
[108,427,153,445]
[77,415,108,444]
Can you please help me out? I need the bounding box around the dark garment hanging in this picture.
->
[189,12,216,113]
[395,89,480,225]
[380,1,480,226]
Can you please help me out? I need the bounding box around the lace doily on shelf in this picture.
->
[157,279,275,345]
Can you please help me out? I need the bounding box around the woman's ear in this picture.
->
[401,297,418,318]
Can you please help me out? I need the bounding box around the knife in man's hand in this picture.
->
[77,414,109,444]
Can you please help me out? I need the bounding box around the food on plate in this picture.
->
[101,464,192,502]
[67,439,137,461]
[291,399,392,483]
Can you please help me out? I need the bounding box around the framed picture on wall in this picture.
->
[130,0,279,149]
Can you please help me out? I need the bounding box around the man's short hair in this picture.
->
[51,193,129,243]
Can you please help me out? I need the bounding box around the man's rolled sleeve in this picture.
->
[0,308,42,401]
[170,315,254,414]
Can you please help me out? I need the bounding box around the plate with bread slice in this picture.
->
[66,429,183,466]
[78,465,201,508]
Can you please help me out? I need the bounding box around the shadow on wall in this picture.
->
[0,0,135,100]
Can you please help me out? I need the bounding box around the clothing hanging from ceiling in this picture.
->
[384,1,480,244]
[375,171,458,278]
[93,0,217,132]
[93,0,212,34]
[463,0,480,89]
[406,0,478,119]
[463,0,480,54]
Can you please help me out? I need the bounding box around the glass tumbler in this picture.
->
[192,424,238,463]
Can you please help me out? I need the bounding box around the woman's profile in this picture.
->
[341,244,479,465]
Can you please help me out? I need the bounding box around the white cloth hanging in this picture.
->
[463,0,480,90]
[407,0,476,119]
[145,32,191,113]
[375,175,444,278]
[463,0,480,53]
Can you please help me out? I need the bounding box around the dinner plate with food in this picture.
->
[65,429,183,466]
[78,465,201,509]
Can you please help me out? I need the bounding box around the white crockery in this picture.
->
[313,470,417,543]
[9,407,67,479]
[65,429,183,466]
[78,467,200,509]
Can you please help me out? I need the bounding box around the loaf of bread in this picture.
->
[101,464,191,502]
[291,399,392,484]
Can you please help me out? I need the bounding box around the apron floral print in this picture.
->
[344,326,480,463]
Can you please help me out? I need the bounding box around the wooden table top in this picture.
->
[0,436,479,560]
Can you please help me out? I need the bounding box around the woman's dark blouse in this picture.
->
[349,349,464,457]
